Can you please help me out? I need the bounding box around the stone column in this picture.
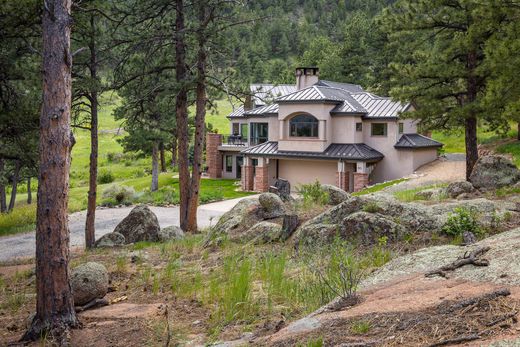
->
[241,157,254,191]
[206,133,222,179]
[254,158,269,192]
[353,173,369,192]
[336,161,350,191]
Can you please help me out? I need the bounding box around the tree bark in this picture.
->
[517,122,520,141]
[186,2,209,233]
[465,51,479,181]
[27,177,32,205]
[151,141,159,191]
[175,0,190,231]
[22,0,79,341]
[85,13,98,250]
[171,137,177,169]
[160,142,166,172]
[8,160,21,212]
[0,158,7,213]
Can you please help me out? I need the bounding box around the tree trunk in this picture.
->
[22,0,79,341]
[186,2,208,233]
[171,137,177,169]
[517,122,520,141]
[465,51,479,181]
[151,141,159,191]
[8,160,21,212]
[160,142,166,172]
[0,158,6,213]
[175,0,190,231]
[27,177,32,205]
[85,13,98,250]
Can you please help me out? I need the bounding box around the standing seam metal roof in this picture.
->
[394,134,443,149]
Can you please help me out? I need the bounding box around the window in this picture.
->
[225,155,233,172]
[232,123,240,135]
[240,124,249,140]
[356,122,363,132]
[289,114,319,137]
[398,122,404,134]
[371,123,387,136]
[250,123,268,146]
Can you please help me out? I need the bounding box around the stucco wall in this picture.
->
[412,148,438,170]
[278,159,337,189]
[330,115,364,143]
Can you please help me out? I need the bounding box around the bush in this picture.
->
[97,170,115,184]
[442,207,481,236]
[101,184,136,206]
[298,180,328,206]
[362,201,381,213]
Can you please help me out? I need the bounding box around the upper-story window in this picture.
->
[371,123,387,136]
[232,123,240,135]
[290,114,319,137]
[356,122,363,132]
[398,122,404,134]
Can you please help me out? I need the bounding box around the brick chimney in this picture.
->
[296,67,319,90]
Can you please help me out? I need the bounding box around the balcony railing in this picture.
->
[221,135,268,147]
[250,137,268,146]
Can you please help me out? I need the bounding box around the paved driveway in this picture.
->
[0,196,255,263]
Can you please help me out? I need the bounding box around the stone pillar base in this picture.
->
[353,173,369,192]
[242,165,254,191]
[254,165,269,192]
[206,133,223,178]
[336,171,350,192]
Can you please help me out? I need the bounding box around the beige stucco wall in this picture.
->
[413,148,438,170]
[330,116,364,143]
[278,159,337,189]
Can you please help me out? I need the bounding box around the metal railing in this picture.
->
[221,135,268,147]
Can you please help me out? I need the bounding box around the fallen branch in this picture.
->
[426,333,480,347]
[75,298,109,312]
[485,311,518,327]
[440,288,511,314]
[425,246,491,278]
[164,305,171,347]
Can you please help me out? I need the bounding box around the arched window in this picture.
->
[289,114,319,137]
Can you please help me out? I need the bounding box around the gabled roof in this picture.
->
[250,84,296,106]
[315,80,365,93]
[241,141,384,162]
[351,93,410,119]
[395,134,443,149]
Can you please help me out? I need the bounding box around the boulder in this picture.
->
[95,232,126,248]
[414,188,442,200]
[321,184,350,205]
[269,178,291,201]
[71,262,109,306]
[259,192,286,219]
[445,181,477,199]
[469,155,520,190]
[342,212,406,245]
[245,221,283,244]
[114,205,161,243]
[158,226,184,242]
[204,197,262,246]
[294,223,341,247]
[281,213,300,241]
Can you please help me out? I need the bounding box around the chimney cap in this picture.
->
[295,67,320,75]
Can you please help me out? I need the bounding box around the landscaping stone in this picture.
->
[445,181,477,198]
[114,205,161,243]
[414,188,442,200]
[321,184,350,205]
[270,178,292,201]
[158,225,184,242]
[281,213,299,241]
[259,192,286,219]
[469,155,520,190]
[342,211,406,245]
[71,262,109,306]
[245,221,283,244]
[95,232,126,248]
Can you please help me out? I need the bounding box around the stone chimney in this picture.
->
[296,67,319,90]
[244,95,253,111]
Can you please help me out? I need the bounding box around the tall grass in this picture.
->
[0,204,36,236]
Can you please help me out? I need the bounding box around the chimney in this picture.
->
[296,67,319,90]
[244,95,253,111]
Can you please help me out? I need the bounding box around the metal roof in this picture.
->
[243,103,279,116]
[227,105,244,118]
[316,80,365,93]
[394,134,443,149]
[250,84,296,106]
[241,141,384,162]
[351,93,410,118]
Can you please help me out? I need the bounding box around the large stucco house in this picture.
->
[206,67,442,192]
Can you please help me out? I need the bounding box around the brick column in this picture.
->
[353,173,369,192]
[336,171,350,192]
[206,133,222,179]
[242,164,254,191]
[254,165,269,192]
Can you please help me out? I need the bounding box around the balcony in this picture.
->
[220,134,268,148]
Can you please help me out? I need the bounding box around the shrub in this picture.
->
[362,201,381,213]
[97,169,115,184]
[102,184,136,206]
[442,207,481,236]
[106,152,125,163]
[298,180,328,206]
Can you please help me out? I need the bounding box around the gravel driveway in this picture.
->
[0,196,255,263]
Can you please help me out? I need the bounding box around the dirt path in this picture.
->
[0,196,256,263]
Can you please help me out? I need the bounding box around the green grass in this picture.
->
[431,126,518,153]
[496,141,520,166]
[353,178,408,196]
[393,183,448,202]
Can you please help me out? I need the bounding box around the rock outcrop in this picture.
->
[469,155,520,190]
[71,262,109,306]
[321,184,350,205]
[245,221,283,244]
[158,225,185,242]
[114,205,161,243]
[342,211,406,245]
[259,193,286,219]
[95,232,126,248]
[445,181,478,199]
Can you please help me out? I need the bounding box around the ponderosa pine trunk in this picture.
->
[517,122,520,141]
[465,51,479,181]
[160,142,166,172]
[151,141,159,191]
[85,13,98,249]
[0,158,7,213]
[186,2,208,233]
[8,160,21,212]
[171,137,177,169]
[27,177,32,205]
[175,0,190,231]
[22,0,79,341]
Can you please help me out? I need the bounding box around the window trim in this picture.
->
[398,122,404,134]
[371,123,388,137]
[225,155,233,173]
[355,122,363,132]
[289,114,319,138]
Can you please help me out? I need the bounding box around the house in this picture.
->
[206,67,442,192]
